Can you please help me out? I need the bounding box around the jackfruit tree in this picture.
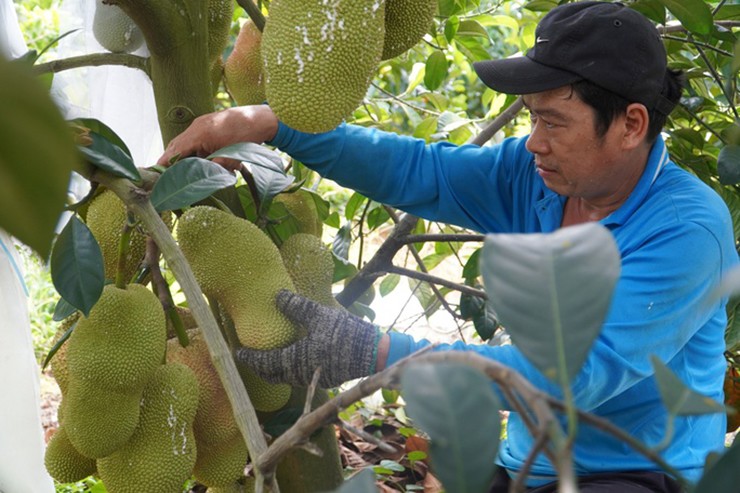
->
[5,0,740,492]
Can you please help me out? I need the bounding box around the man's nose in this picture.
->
[525,124,549,155]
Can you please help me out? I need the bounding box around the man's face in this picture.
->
[523,87,637,203]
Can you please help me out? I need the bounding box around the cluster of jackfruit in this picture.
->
[225,20,265,105]
[91,0,144,54]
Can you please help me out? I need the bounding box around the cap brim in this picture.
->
[473,55,583,95]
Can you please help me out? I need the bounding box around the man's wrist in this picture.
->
[375,333,390,372]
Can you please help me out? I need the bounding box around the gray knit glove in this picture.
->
[235,289,382,388]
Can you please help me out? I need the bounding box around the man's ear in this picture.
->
[622,103,650,150]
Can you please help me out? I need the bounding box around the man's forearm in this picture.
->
[376,333,390,372]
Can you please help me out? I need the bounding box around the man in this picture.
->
[158,2,737,491]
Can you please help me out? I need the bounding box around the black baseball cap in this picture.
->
[473,1,675,114]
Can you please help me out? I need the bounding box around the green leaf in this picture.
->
[331,468,376,493]
[651,356,725,416]
[402,362,500,493]
[462,248,482,282]
[0,59,81,259]
[656,0,713,36]
[456,20,490,39]
[251,162,295,214]
[480,223,620,382]
[630,0,666,25]
[50,216,105,317]
[379,273,400,296]
[718,145,740,185]
[523,0,558,13]
[70,118,131,157]
[424,51,449,91]
[726,298,740,351]
[345,192,368,220]
[41,318,78,370]
[694,434,740,492]
[444,16,460,42]
[413,117,439,142]
[52,296,78,322]
[208,142,285,173]
[79,131,140,182]
[150,157,237,212]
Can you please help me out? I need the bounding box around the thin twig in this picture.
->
[403,233,485,244]
[387,265,487,299]
[338,420,398,455]
[304,368,322,415]
[235,0,266,32]
[510,431,550,493]
[471,97,525,146]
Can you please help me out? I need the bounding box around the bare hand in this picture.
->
[156,105,279,171]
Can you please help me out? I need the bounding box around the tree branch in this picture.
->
[32,53,150,77]
[403,233,485,244]
[387,265,487,299]
[471,97,525,147]
[236,0,266,32]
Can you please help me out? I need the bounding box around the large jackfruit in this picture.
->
[167,330,240,445]
[176,206,296,411]
[225,20,266,105]
[92,0,144,53]
[65,284,166,392]
[381,0,437,60]
[207,0,235,94]
[262,0,386,132]
[279,233,339,309]
[193,434,249,487]
[97,363,199,493]
[49,313,80,396]
[274,189,323,238]
[44,427,97,483]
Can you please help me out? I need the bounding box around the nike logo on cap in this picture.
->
[536,36,549,43]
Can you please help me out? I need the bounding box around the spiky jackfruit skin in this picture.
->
[63,380,141,458]
[225,20,266,105]
[92,0,144,53]
[193,434,248,487]
[208,0,235,63]
[44,427,97,483]
[274,190,323,237]
[97,363,199,493]
[381,0,437,60]
[207,478,255,493]
[176,206,295,411]
[280,234,339,309]
[86,189,146,283]
[167,330,240,444]
[262,0,386,132]
[50,313,80,396]
[66,284,166,392]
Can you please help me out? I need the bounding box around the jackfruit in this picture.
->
[280,233,339,309]
[176,206,295,411]
[207,478,255,493]
[167,330,240,444]
[62,379,141,458]
[193,433,248,487]
[261,0,386,132]
[208,0,234,63]
[97,363,199,493]
[44,426,97,483]
[86,189,146,283]
[381,0,437,60]
[225,20,266,105]
[50,313,80,396]
[274,189,323,238]
[65,283,166,392]
[92,0,144,53]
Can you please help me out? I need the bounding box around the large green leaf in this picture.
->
[651,356,725,416]
[718,145,740,185]
[480,223,620,382]
[401,362,501,493]
[424,51,449,91]
[50,215,105,316]
[0,59,80,258]
[331,468,377,493]
[79,131,140,182]
[695,440,740,493]
[208,142,285,173]
[70,118,131,157]
[150,157,237,212]
[251,161,295,214]
[656,0,713,36]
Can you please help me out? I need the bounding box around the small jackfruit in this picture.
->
[92,0,144,53]
[44,426,97,483]
[62,379,141,458]
[280,233,339,309]
[208,0,235,63]
[262,0,386,132]
[65,284,166,392]
[193,433,248,487]
[381,0,437,60]
[167,330,240,444]
[176,206,295,411]
[274,189,323,238]
[97,363,199,493]
[225,20,266,105]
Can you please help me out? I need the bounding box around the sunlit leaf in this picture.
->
[0,59,80,258]
[79,131,140,182]
[402,362,500,493]
[50,216,104,316]
[424,51,448,91]
[379,273,400,296]
[481,223,620,382]
[208,142,285,173]
[656,0,713,36]
[150,157,237,211]
[651,356,726,416]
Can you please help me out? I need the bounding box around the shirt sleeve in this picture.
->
[269,121,532,233]
[386,220,726,410]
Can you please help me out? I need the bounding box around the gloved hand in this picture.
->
[235,289,382,388]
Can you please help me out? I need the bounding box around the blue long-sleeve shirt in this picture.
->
[270,122,738,485]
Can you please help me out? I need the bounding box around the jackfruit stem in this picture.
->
[147,237,190,348]
[235,0,265,32]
